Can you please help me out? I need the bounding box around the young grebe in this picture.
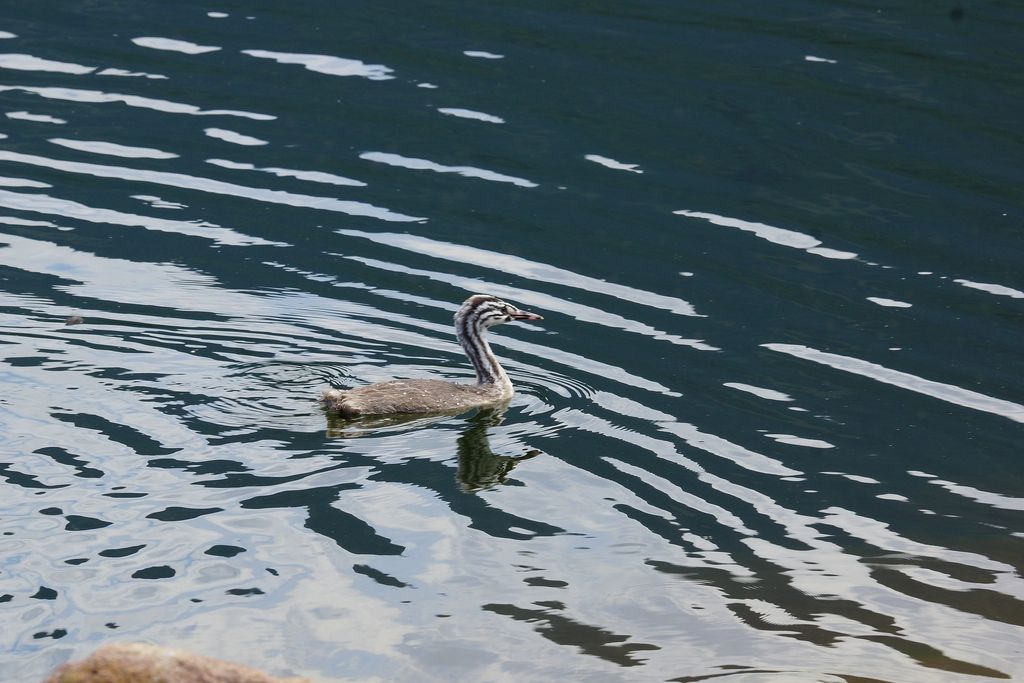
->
[321,294,542,417]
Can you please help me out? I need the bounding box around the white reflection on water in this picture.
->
[437,107,504,124]
[95,67,167,80]
[132,195,186,210]
[0,235,276,312]
[910,474,1024,512]
[821,472,879,484]
[0,214,55,225]
[131,37,221,55]
[763,343,1024,423]
[341,253,715,349]
[953,278,1024,299]
[550,402,817,574]
[866,296,912,308]
[0,176,50,188]
[0,151,423,223]
[0,189,278,246]
[723,382,794,402]
[593,390,799,477]
[204,127,268,146]
[606,458,756,536]
[675,209,858,260]
[0,85,274,120]
[820,506,1015,576]
[242,49,394,80]
[359,151,538,188]
[585,154,643,174]
[763,433,834,449]
[207,158,366,187]
[338,229,701,317]
[6,110,65,124]
[50,137,178,159]
[0,53,94,74]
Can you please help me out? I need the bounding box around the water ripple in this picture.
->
[437,108,505,124]
[204,128,268,146]
[675,209,859,260]
[584,154,643,174]
[242,49,395,80]
[953,278,1024,299]
[1,3,1020,681]
[131,37,221,55]
[338,229,702,316]
[207,159,366,187]
[763,343,1024,424]
[342,254,715,350]
[359,151,538,188]
[0,53,94,75]
[0,191,277,246]
[6,111,65,124]
[49,137,178,160]
[0,85,274,120]
[0,151,423,223]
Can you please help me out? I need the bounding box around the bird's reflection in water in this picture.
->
[324,406,541,493]
[455,408,540,492]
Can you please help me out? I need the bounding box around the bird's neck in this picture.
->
[458,324,513,396]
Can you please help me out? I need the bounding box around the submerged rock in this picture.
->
[43,642,311,683]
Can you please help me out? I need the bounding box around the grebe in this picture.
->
[321,295,542,417]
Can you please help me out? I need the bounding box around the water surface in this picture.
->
[1,2,1022,682]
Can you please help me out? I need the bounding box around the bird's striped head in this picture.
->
[455,294,543,331]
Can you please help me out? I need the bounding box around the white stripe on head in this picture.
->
[455,294,513,385]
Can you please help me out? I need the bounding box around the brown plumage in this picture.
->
[321,295,542,418]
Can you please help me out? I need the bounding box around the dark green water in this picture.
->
[1,2,1022,681]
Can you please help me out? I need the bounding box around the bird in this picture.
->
[321,294,542,418]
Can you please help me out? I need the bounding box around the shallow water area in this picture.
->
[1,2,1022,682]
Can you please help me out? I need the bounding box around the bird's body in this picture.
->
[322,378,503,416]
[321,295,541,418]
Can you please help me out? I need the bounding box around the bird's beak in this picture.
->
[510,309,543,321]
